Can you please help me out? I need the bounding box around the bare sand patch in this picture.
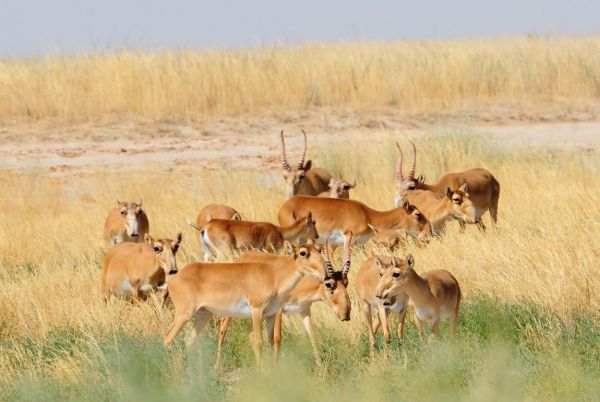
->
[1,115,598,176]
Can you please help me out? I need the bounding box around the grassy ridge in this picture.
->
[1,36,600,124]
[0,131,599,400]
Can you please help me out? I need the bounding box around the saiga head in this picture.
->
[145,232,183,275]
[375,254,415,301]
[393,141,418,208]
[446,184,479,224]
[327,178,356,198]
[400,202,432,242]
[285,240,327,283]
[280,130,313,198]
[320,234,353,321]
[116,199,144,238]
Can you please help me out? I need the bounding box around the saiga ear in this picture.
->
[459,183,469,193]
[232,213,242,220]
[115,199,120,208]
[175,232,183,246]
[186,218,201,231]
[137,198,143,207]
[305,211,314,223]
[374,257,383,269]
[445,187,453,198]
[283,241,294,256]
[206,214,212,223]
[406,254,415,269]
[368,224,380,234]
[303,160,312,171]
[144,233,153,244]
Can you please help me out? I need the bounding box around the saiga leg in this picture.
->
[215,317,231,369]
[377,303,391,345]
[300,307,321,364]
[185,310,212,348]
[249,307,264,365]
[272,309,283,363]
[360,299,376,349]
[164,309,194,346]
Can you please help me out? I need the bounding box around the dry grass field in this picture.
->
[1,36,600,124]
[1,37,599,401]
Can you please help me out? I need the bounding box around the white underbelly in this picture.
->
[264,298,284,316]
[139,283,155,292]
[283,303,302,315]
[206,298,283,318]
[114,279,157,297]
[207,300,253,318]
[318,231,345,246]
[415,307,435,323]
[118,280,133,295]
[368,297,405,313]
[387,298,406,313]
[318,231,371,246]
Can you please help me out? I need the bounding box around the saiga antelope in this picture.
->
[356,255,409,349]
[187,213,318,261]
[376,254,461,341]
[215,236,352,367]
[317,177,356,199]
[163,242,328,365]
[394,141,500,229]
[368,226,407,251]
[103,199,149,244]
[278,196,432,249]
[404,184,479,235]
[280,130,332,197]
[189,204,242,260]
[101,232,182,300]
[195,204,241,227]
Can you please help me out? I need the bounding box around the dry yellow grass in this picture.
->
[0,130,598,348]
[0,129,599,395]
[1,36,600,124]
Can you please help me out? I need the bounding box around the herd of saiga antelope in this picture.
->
[101,130,500,367]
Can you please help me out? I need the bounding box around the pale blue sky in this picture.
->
[1,0,598,57]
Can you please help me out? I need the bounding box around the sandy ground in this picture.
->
[472,122,599,150]
[1,113,599,176]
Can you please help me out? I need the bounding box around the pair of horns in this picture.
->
[395,141,416,183]
[280,130,307,170]
[322,232,353,279]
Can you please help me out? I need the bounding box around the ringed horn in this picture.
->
[322,232,353,280]
[395,140,416,184]
[280,129,308,170]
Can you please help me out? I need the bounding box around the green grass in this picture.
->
[2,295,598,402]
